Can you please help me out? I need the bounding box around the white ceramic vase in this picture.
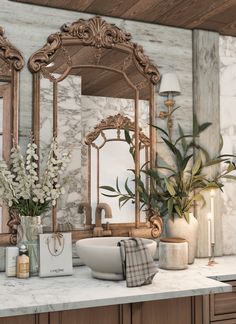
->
[166,213,199,264]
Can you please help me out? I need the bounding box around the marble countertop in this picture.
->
[1,256,236,318]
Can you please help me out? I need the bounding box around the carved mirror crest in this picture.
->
[0,27,24,245]
[28,16,160,240]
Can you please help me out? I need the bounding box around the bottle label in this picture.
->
[19,263,29,273]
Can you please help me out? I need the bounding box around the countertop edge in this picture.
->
[0,280,232,318]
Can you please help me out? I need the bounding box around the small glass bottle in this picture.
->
[17,244,29,279]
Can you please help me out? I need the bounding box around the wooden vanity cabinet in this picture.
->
[206,281,236,323]
[0,297,203,324]
[48,297,202,324]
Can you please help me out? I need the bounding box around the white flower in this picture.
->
[0,136,69,215]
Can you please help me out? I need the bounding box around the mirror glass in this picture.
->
[29,16,160,236]
[89,127,149,225]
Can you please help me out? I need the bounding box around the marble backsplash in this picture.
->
[0,0,192,268]
[220,35,236,255]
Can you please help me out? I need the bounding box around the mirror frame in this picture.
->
[0,27,24,246]
[28,16,160,240]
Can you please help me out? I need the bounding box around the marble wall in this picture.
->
[0,0,193,268]
[220,36,236,255]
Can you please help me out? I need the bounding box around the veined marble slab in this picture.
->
[0,256,235,318]
[220,35,236,255]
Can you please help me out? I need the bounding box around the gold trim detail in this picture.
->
[85,113,150,146]
[0,27,24,71]
[28,16,160,84]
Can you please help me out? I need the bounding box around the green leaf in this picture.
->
[169,106,181,116]
[184,211,190,223]
[116,177,120,192]
[182,154,193,170]
[175,134,193,146]
[204,158,228,167]
[124,126,132,145]
[222,175,236,180]
[129,147,135,159]
[125,178,134,196]
[156,165,176,173]
[100,185,117,192]
[219,133,224,152]
[174,205,182,217]
[227,163,236,173]
[119,196,129,208]
[137,185,144,193]
[151,125,168,137]
[192,156,202,175]
[162,137,183,167]
[217,154,236,158]
[188,142,210,161]
[101,193,120,198]
[197,122,212,134]
[167,198,174,217]
[193,115,212,136]
[164,178,176,196]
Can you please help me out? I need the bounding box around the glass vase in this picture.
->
[17,215,41,276]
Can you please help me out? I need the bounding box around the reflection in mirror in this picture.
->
[29,16,160,238]
[0,27,24,245]
[86,114,150,226]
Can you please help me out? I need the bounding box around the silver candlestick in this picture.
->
[207,243,218,266]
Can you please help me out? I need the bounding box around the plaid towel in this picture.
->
[118,238,158,287]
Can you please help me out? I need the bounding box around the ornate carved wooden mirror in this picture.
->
[0,27,24,245]
[28,16,160,240]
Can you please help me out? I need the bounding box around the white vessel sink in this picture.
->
[76,237,157,280]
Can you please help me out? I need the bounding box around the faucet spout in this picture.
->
[95,203,112,227]
[78,202,92,227]
[93,203,112,237]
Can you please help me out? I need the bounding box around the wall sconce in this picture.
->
[159,72,181,139]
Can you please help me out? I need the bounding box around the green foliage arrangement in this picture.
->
[101,113,236,222]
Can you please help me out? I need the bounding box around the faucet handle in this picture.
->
[78,202,92,228]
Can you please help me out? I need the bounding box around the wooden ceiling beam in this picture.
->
[185,0,236,28]
[220,19,236,36]
[122,0,182,22]
[10,0,236,37]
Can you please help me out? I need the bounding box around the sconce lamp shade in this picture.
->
[159,73,181,96]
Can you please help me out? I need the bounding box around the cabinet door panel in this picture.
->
[50,305,129,324]
[138,297,192,324]
[0,315,35,324]
[211,281,236,321]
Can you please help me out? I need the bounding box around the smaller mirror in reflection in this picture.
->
[85,114,150,225]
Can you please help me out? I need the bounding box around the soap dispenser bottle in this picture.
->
[17,244,29,279]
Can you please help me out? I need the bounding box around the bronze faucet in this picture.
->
[93,203,112,237]
[78,202,92,228]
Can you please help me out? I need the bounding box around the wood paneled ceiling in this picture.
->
[11,0,236,37]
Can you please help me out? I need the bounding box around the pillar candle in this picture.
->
[210,190,215,244]
[207,213,212,257]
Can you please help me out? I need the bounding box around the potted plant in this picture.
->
[0,136,70,273]
[101,114,236,263]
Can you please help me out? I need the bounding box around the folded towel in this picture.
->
[118,238,158,287]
